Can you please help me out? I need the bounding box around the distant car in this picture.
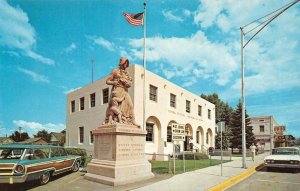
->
[0,144,82,185]
[264,147,300,170]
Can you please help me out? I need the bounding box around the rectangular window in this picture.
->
[79,127,84,143]
[198,105,202,116]
[186,100,191,113]
[71,100,75,113]
[167,126,172,142]
[260,125,264,132]
[90,93,96,107]
[149,85,157,102]
[208,109,211,119]
[196,131,199,144]
[170,94,176,108]
[90,131,94,144]
[102,88,109,104]
[80,97,84,111]
[146,123,154,142]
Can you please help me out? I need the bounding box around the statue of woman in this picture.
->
[104,58,139,127]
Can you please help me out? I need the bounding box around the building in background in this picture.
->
[19,137,48,145]
[274,134,295,147]
[0,137,14,145]
[50,132,65,146]
[249,116,286,150]
[66,64,215,159]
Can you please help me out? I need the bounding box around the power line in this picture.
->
[243,0,300,48]
[242,0,296,31]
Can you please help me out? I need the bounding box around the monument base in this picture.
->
[84,124,154,186]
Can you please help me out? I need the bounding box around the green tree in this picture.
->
[34,129,51,142]
[201,93,234,149]
[215,128,232,149]
[200,93,233,124]
[9,130,30,142]
[229,101,256,149]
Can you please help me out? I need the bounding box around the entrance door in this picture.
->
[184,136,191,151]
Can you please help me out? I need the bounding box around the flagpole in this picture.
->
[142,0,147,131]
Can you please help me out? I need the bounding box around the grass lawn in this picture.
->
[150,159,230,174]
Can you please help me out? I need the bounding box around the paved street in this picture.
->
[0,152,277,191]
[226,166,300,191]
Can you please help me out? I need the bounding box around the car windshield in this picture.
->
[0,148,25,160]
[272,148,299,155]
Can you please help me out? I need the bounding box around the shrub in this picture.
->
[177,152,209,160]
[65,147,87,165]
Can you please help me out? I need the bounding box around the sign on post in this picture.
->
[171,123,185,174]
[172,124,185,141]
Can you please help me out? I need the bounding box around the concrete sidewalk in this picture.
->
[132,152,270,191]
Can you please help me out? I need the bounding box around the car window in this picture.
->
[273,148,299,155]
[51,148,61,157]
[0,148,25,160]
[32,149,49,159]
[59,148,67,156]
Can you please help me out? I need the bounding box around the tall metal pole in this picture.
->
[221,121,223,176]
[142,0,147,130]
[239,0,300,169]
[240,28,247,169]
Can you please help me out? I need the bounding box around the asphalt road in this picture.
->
[226,166,300,191]
[1,169,172,191]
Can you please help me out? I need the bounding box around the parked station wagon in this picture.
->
[264,147,300,170]
[0,144,82,185]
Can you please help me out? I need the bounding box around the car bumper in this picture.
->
[265,163,300,168]
[0,175,27,184]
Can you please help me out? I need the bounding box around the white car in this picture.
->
[264,147,300,170]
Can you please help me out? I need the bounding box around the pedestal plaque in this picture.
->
[84,124,154,186]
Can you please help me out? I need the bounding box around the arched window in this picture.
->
[167,126,172,142]
[196,131,199,144]
[206,132,209,145]
[146,123,154,142]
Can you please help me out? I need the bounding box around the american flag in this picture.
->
[123,12,144,26]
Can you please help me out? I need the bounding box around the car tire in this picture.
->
[266,167,274,171]
[72,161,80,172]
[40,171,51,185]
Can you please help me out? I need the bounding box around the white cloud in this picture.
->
[192,0,300,99]
[87,36,115,52]
[128,31,238,87]
[0,0,54,65]
[1,50,19,57]
[64,87,81,95]
[183,9,192,17]
[13,120,65,136]
[17,67,50,83]
[182,77,197,88]
[162,10,184,22]
[64,43,77,53]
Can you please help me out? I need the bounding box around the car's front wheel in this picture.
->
[40,171,51,185]
[72,161,80,172]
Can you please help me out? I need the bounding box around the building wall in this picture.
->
[66,64,215,159]
[250,116,281,151]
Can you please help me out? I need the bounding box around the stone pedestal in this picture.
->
[84,124,154,186]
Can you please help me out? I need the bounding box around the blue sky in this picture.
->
[0,0,299,138]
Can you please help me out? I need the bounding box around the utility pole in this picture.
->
[240,0,299,169]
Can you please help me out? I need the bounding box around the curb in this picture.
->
[208,163,264,191]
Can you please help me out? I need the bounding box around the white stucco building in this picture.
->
[66,64,215,160]
[249,116,285,151]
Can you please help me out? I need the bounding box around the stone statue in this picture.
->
[103,58,139,127]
